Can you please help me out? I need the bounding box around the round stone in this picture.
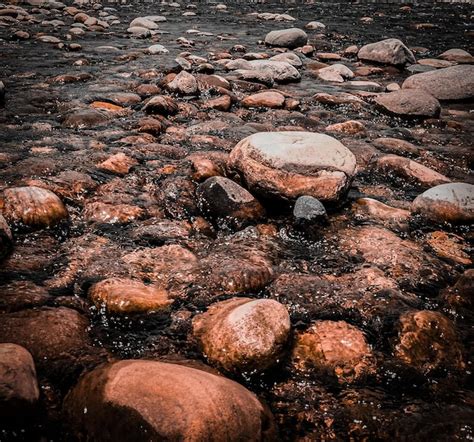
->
[192,297,291,373]
[412,183,474,224]
[64,360,276,441]
[228,131,356,202]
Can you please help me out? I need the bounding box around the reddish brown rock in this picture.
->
[96,153,138,175]
[64,360,276,441]
[63,108,110,128]
[241,91,285,109]
[193,297,290,372]
[292,321,374,383]
[89,278,172,314]
[167,71,198,95]
[358,38,416,65]
[0,186,68,229]
[202,95,232,111]
[0,307,105,384]
[425,231,471,265]
[376,154,450,188]
[83,202,145,224]
[325,120,366,135]
[0,344,39,420]
[143,95,179,116]
[352,198,410,230]
[394,310,464,373]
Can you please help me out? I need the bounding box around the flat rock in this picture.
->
[374,89,441,118]
[376,154,450,188]
[358,38,416,65]
[402,65,474,100]
[89,278,172,314]
[228,131,357,202]
[64,360,276,441]
[193,297,290,372]
[241,91,285,108]
[412,182,474,224]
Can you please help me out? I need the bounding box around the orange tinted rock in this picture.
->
[425,231,471,265]
[89,278,172,314]
[201,95,232,111]
[96,153,138,175]
[292,320,374,383]
[193,297,290,372]
[241,91,285,108]
[64,360,276,441]
[83,202,144,224]
[394,310,464,373]
[1,186,68,229]
[90,101,125,113]
[325,120,366,135]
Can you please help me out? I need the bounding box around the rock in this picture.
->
[344,45,359,56]
[339,226,449,290]
[374,89,440,118]
[394,310,464,373]
[0,344,39,420]
[96,153,138,175]
[63,108,110,128]
[425,231,471,266]
[167,71,198,95]
[411,182,474,224]
[417,58,453,69]
[64,360,276,441]
[325,120,365,135]
[37,35,61,44]
[0,307,104,384]
[1,186,68,229]
[130,220,191,245]
[305,21,325,30]
[344,80,384,92]
[143,95,179,116]
[371,137,419,156]
[241,91,285,108]
[228,132,357,202]
[83,202,144,224]
[313,92,364,108]
[376,155,450,188]
[129,17,159,30]
[352,198,410,230]
[316,52,341,62]
[269,52,302,67]
[291,321,374,383]
[358,38,416,66]
[318,64,354,83]
[192,297,290,372]
[127,26,151,38]
[402,65,474,100]
[202,95,232,111]
[147,44,168,54]
[264,28,307,49]
[89,278,172,314]
[439,48,473,64]
[0,214,13,260]
[386,82,400,92]
[293,195,327,224]
[248,60,300,83]
[196,176,264,228]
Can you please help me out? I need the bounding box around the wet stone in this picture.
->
[293,195,327,224]
[291,320,374,384]
[264,28,308,49]
[412,182,474,224]
[192,297,291,373]
[64,360,276,441]
[89,278,173,314]
[0,344,39,421]
[197,176,265,229]
[358,38,416,65]
[374,89,441,119]
[229,131,356,203]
